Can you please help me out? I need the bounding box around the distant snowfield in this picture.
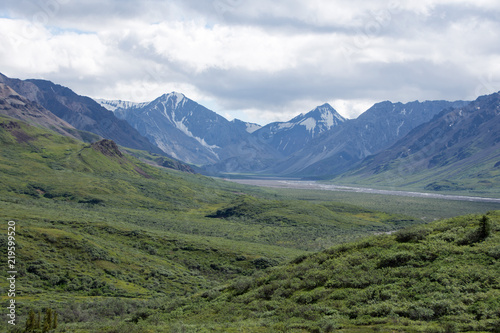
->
[225,179,500,204]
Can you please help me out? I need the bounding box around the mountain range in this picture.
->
[99,88,473,180]
[0,73,164,155]
[107,92,252,165]
[103,92,470,179]
[2,72,498,194]
[272,100,469,177]
[336,92,500,192]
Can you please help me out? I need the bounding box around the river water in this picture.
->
[225,179,500,204]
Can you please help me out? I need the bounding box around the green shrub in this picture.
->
[252,257,278,269]
[395,226,430,243]
[378,251,416,268]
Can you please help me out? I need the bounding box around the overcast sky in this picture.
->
[1,0,500,125]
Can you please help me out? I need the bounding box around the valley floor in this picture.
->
[224,179,500,203]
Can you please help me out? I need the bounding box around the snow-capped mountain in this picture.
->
[96,99,149,112]
[252,103,346,156]
[272,100,469,177]
[112,92,253,165]
[94,92,471,178]
[230,118,262,133]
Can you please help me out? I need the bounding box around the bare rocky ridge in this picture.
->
[0,73,165,155]
[91,139,124,158]
[338,92,500,190]
[0,83,85,140]
[271,100,469,177]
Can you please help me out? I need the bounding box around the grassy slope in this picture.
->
[0,114,435,331]
[160,212,500,332]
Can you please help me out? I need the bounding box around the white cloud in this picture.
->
[0,19,107,76]
[330,99,376,120]
[1,0,500,124]
[129,22,301,73]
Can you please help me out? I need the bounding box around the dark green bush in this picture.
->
[378,251,416,268]
[395,226,430,243]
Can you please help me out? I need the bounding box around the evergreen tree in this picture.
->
[36,311,41,330]
[24,309,36,332]
[479,215,491,239]
[42,308,52,333]
[53,311,58,330]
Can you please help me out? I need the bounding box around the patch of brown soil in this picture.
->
[0,121,34,143]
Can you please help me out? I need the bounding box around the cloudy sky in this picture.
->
[1,0,500,124]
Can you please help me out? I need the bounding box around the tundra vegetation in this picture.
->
[0,115,498,332]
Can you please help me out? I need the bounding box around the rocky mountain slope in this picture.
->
[0,73,164,155]
[0,82,101,143]
[272,100,469,178]
[252,103,346,156]
[336,92,500,192]
[110,92,276,166]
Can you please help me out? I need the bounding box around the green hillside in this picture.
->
[333,149,500,197]
[159,212,500,332]
[0,114,435,331]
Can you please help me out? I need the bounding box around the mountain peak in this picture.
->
[317,102,333,109]
[252,102,346,156]
[300,103,346,127]
[161,91,185,100]
[165,91,185,99]
[157,92,188,109]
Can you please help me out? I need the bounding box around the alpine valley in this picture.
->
[1,72,499,332]
[2,70,499,195]
[97,88,476,185]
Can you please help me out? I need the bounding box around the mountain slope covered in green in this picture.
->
[0,114,436,332]
[160,212,500,332]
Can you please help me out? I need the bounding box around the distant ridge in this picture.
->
[0,73,165,155]
[112,92,252,165]
[271,100,469,177]
[252,103,346,156]
[336,91,500,193]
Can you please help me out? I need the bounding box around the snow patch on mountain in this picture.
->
[169,92,187,109]
[174,115,220,154]
[321,110,340,128]
[245,123,262,133]
[396,120,404,136]
[299,117,316,132]
[277,122,294,130]
[96,99,148,112]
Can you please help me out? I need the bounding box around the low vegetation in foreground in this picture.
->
[0,115,498,332]
[159,212,500,332]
